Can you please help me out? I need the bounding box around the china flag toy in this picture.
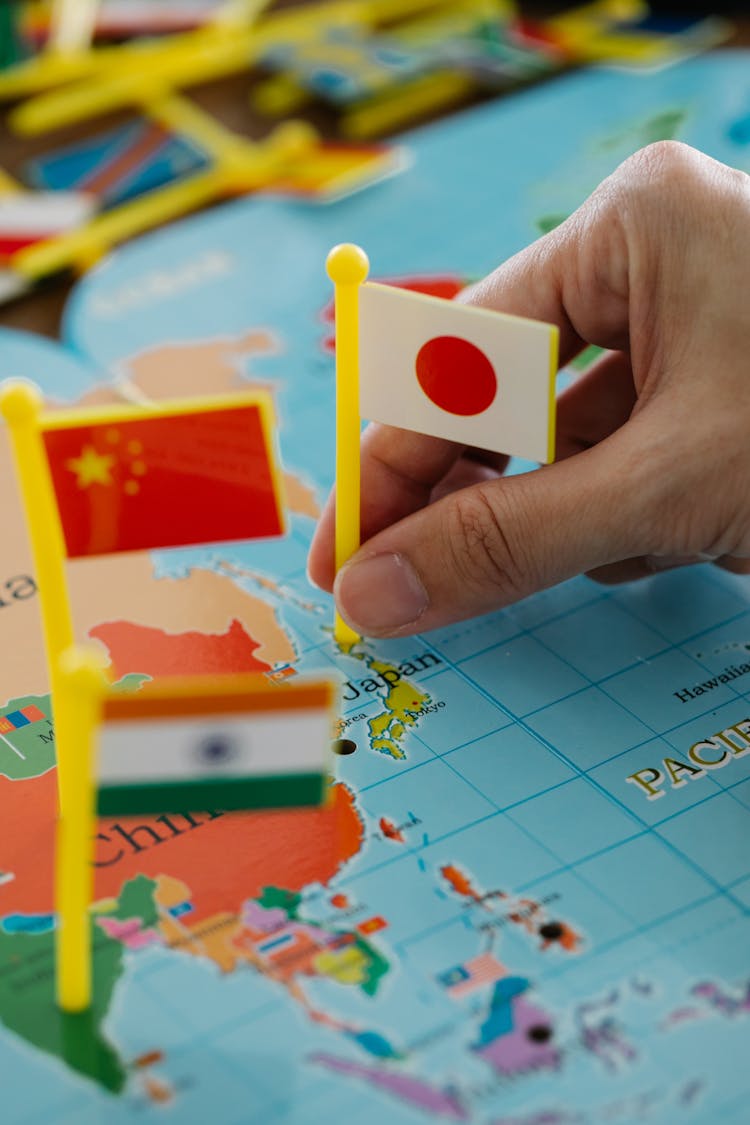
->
[39,392,285,557]
[358,281,558,464]
[95,675,335,815]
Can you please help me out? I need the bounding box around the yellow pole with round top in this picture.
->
[325,243,369,649]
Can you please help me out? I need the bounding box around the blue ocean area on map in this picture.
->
[0,50,749,1125]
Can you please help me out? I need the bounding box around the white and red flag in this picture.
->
[0,192,95,259]
[358,282,558,463]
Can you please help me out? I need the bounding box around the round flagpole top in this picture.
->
[326,243,369,286]
[0,379,44,424]
[58,645,107,696]
[271,119,319,160]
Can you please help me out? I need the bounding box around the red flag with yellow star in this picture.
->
[40,394,285,557]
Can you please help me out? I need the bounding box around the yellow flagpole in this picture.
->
[325,243,369,648]
[13,114,318,280]
[55,646,103,1012]
[0,381,76,816]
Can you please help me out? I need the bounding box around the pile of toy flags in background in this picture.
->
[251,0,730,136]
[0,0,732,308]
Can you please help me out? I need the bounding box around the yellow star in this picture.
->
[65,445,115,489]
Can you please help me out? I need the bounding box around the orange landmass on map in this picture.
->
[441,864,483,901]
[153,874,243,972]
[162,910,242,972]
[71,332,277,406]
[90,617,271,678]
[281,473,319,520]
[0,325,321,705]
[0,443,295,703]
[143,1076,173,1105]
[379,818,405,843]
[0,775,362,925]
[542,921,582,953]
[66,331,320,521]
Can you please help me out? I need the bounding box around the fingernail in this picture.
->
[334,553,429,635]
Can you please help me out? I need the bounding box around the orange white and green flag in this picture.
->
[96,676,335,816]
[40,392,285,558]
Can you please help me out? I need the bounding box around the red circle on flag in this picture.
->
[415,336,497,416]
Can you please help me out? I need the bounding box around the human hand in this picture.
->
[308,142,750,637]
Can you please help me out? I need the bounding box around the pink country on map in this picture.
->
[472,977,561,1076]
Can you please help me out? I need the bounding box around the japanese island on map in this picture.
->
[1,51,750,1125]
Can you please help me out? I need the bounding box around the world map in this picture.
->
[1,51,750,1124]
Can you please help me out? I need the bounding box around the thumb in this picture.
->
[334,415,662,637]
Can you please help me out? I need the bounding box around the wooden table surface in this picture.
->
[0,8,748,342]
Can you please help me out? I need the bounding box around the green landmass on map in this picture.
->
[110,674,151,694]
[107,874,159,929]
[569,344,605,371]
[0,680,148,784]
[536,213,569,235]
[598,107,687,151]
[0,695,54,781]
[257,885,302,919]
[0,877,164,1093]
[0,919,126,1093]
[354,936,390,997]
[537,110,688,238]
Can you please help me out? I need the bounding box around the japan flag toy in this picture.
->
[358,282,558,463]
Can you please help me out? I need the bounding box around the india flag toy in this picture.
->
[96,675,336,815]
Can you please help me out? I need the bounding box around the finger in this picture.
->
[462,184,631,357]
[306,487,337,592]
[308,349,634,593]
[331,209,633,578]
[430,456,503,503]
[429,445,511,503]
[308,347,633,593]
[556,351,637,460]
[307,423,465,592]
[334,410,664,637]
[586,551,750,586]
[715,556,750,576]
[309,425,515,592]
[312,157,640,597]
[586,556,708,585]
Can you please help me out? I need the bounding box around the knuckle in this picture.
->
[643,437,750,560]
[621,139,696,181]
[611,141,747,228]
[605,143,691,240]
[444,485,528,603]
[615,141,706,200]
